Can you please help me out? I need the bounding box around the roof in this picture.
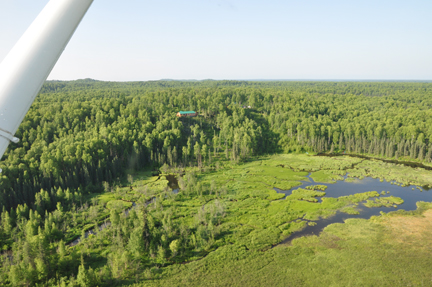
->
[179,111,196,114]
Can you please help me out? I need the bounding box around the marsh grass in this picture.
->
[310,170,344,183]
[340,206,360,215]
[288,188,326,202]
[364,196,404,208]
[63,154,432,286]
[135,204,432,287]
[305,184,327,190]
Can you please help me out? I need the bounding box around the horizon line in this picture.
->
[47,78,432,83]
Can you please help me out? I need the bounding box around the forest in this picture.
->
[1,80,432,286]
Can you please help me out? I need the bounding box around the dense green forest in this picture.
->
[1,80,432,286]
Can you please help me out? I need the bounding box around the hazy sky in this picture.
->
[0,0,431,81]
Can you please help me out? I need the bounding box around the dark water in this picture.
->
[166,174,179,190]
[277,174,432,244]
[166,174,180,194]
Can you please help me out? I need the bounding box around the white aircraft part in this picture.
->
[0,0,94,161]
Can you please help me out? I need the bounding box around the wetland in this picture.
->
[3,81,432,286]
[130,153,432,286]
[278,173,432,243]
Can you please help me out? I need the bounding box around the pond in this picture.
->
[277,174,432,244]
[166,174,179,190]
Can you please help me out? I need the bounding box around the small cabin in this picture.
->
[176,111,197,117]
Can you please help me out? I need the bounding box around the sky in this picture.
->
[0,0,431,81]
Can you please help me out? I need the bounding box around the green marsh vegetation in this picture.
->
[1,81,432,285]
[133,203,432,287]
[364,196,404,208]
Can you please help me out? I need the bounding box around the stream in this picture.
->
[277,173,432,244]
[68,174,179,247]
